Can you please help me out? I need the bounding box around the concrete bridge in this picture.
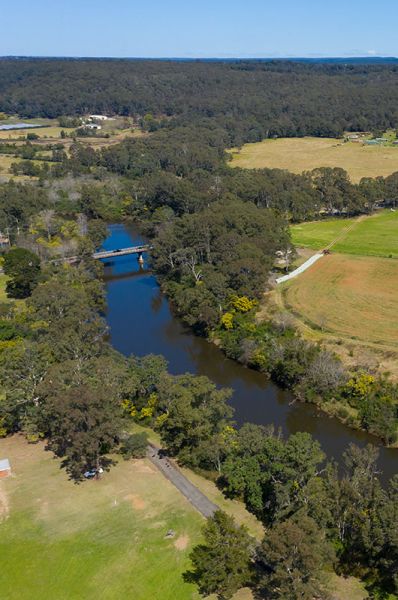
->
[62,244,151,265]
[93,245,150,262]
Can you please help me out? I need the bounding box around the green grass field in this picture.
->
[291,218,357,251]
[228,137,398,182]
[291,210,398,258]
[333,211,398,257]
[0,436,263,600]
[0,436,204,600]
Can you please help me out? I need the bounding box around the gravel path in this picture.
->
[276,253,323,284]
[147,444,218,518]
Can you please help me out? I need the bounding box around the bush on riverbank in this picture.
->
[215,308,398,446]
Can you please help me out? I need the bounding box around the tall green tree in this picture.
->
[258,514,334,600]
[156,373,233,467]
[185,510,253,600]
[3,247,41,298]
[43,384,122,480]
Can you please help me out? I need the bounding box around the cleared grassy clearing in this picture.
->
[333,210,398,257]
[291,211,398,258]
[0,436,204,600]
[229,137,398,182]
[0,126,68,141]
[283,254,398,347]
[291,218,357,250]
[0,155,34,181]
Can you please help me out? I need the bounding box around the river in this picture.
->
[103,224,397,481]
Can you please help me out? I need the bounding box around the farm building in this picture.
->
[0,459,11,478]
[89,115,109,121]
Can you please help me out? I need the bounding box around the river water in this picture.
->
[103,224,397,481]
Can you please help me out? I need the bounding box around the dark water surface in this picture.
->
[103,224,397,481]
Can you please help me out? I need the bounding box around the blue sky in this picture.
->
[1,0,397,58]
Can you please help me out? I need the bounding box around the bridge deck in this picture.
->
[93,245,150,259]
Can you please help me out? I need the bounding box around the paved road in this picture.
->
[147,444,218,518]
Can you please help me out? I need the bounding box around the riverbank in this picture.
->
[103,223,398,480]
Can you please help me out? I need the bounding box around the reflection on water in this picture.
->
[103,224,397,482]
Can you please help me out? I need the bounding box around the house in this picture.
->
[0,459,11,479]
[89,115,109,121]
[85,123,102,130]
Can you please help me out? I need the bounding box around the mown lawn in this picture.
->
[333,210,398,257]
[291,218,356,251]
[0,436,204,600]
[291,210,398,258]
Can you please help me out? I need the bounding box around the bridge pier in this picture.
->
[137,251,144,265]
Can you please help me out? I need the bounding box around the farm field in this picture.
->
[291,210,398,258]
[333,210,398,257]
[228,137,398,182]
[283,254,398,347]
[0,155,35,181]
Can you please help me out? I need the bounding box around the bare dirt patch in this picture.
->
[174,534,189,551]
[124,493,146,510]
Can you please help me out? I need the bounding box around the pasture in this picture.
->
[291,218,357,251]
[291,210,398,258]
[283,254,398,347]
[229,137,398,182]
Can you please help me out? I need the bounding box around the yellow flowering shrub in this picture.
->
[221,312,234,330]
[230,295,257,313]
[221,425,238,449]
[121,399,137,417]
[345,373,375,399]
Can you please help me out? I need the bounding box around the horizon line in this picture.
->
[0,55,398,61]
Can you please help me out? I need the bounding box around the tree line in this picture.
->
[2,59,398,141]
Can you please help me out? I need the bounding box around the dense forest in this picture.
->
[2,59,398,140]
